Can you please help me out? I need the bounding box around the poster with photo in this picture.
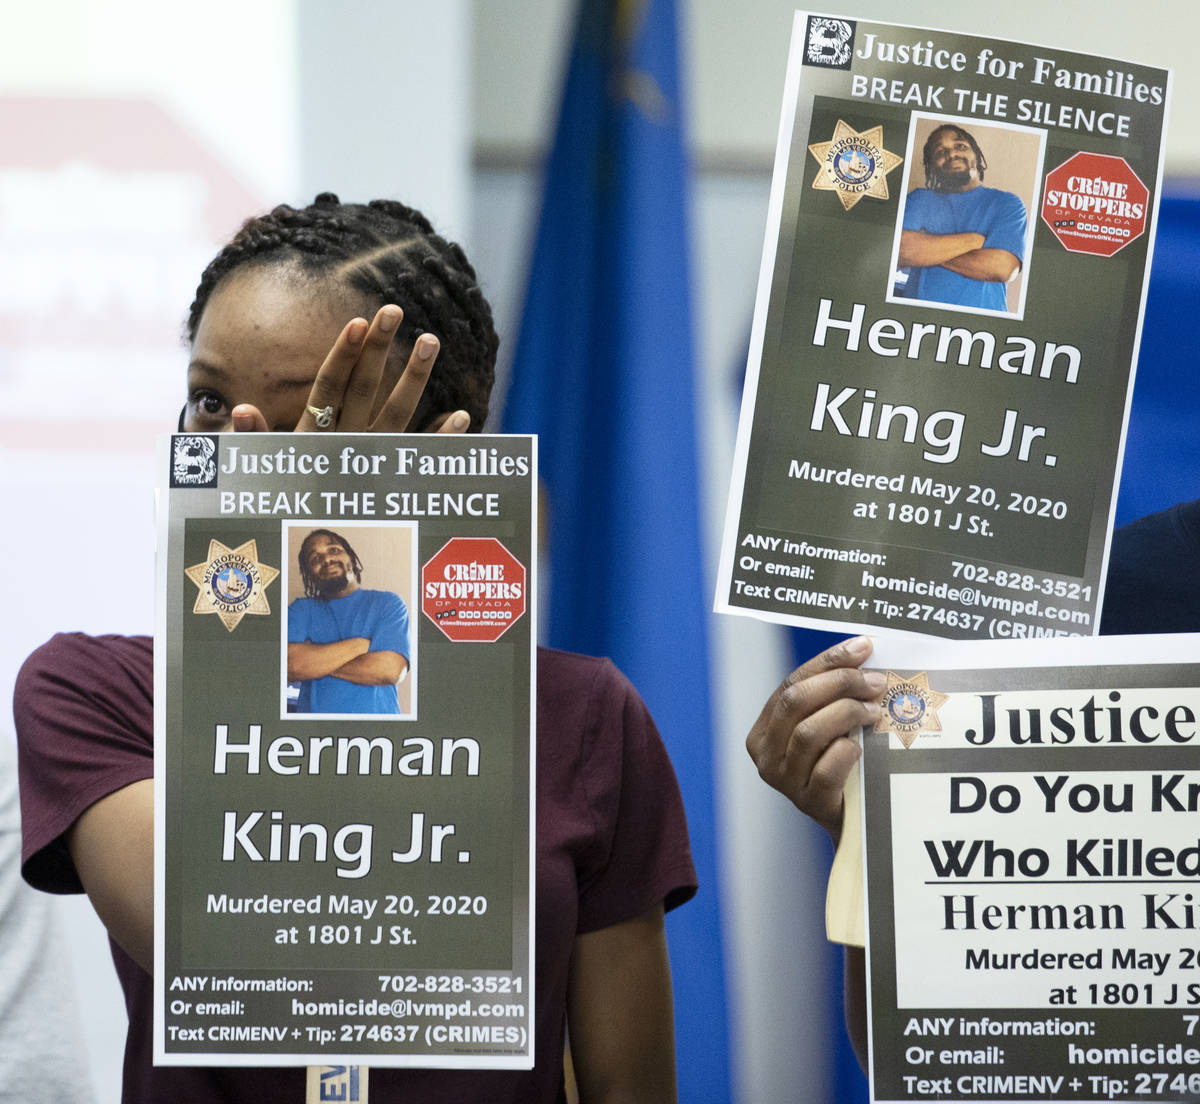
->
[716,12,1170,641]
[154,432,536,1068]
[861,634,1200,1103]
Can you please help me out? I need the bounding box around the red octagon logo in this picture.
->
[1041,152,1148,257]
[422,537,527,642]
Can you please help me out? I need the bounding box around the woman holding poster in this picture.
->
[13,194,696,1103]
[745,505,1200,1082]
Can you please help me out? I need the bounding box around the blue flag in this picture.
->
[502,0,729,1098]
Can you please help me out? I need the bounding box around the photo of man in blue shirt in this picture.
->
[286,528,410,714]
[897,123,1028,313]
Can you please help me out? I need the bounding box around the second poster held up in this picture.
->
[717,12,1170,641]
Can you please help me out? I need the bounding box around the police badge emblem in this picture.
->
[184,538,280,631]
[808,119,903,211]
[874,670,949,748]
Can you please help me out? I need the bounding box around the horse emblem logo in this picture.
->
[171,435,218,487]
[804,17,855,69]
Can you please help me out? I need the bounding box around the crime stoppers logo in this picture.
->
[803,16,855,69]
[170,435,218,488]
[422,537,526,643]
[185,539,279,631]
[874,670,949,748]
[1041,151,1148,257]
[808,120,903,211]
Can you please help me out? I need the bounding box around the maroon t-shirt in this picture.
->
[15,633,697,1104]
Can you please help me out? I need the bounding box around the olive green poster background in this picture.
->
[155,433,535,1068]
[718,12,1169,641]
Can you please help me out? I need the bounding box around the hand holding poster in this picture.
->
[861,634,1200,1103]
[154,432,536,1070]
[717,12,1171,641]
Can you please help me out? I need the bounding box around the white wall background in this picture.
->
[1,3,1195,1102]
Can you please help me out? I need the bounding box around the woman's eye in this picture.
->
[189,389,230,422]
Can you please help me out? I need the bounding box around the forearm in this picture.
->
[941,247,1020,282]
[68,779,155,973]
[287,637,369,680]
[568,905,677,1103]
[329,650,407,686]
[898,228,985,267]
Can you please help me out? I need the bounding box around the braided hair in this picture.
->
[298,528,364,599]
[923,124,988,192]
[187,194,497,430]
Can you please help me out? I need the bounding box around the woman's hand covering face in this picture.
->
[186,269,471,436]
[230,304,468,435]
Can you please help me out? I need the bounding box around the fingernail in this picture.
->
[379,306,402,333]
[417,334,439,360]
[231,406,256,432]
[863,701,881,718]
[845,635,872,659]
[449,410,469,430]
[864,671,887,694]
[347,319,367,342]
